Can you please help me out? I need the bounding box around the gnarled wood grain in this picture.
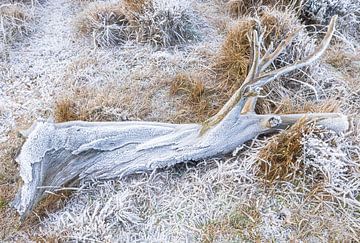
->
[13,16,348,219]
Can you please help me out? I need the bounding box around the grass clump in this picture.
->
[54,82,153,123]
[170,73,210,122]
[75,2,129,46]
[227,0,303,18]
[300,0,360,43]
[201,204,261,242]
[258,114,359,206]
[257,98,340,182]
[75,0,200,47]
[130,0,200,47]
[54,95,124,123]
[258,118,311,182]
[0,3,31,44]
[216,7,313,91]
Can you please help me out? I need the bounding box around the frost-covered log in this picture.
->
[13,16,349,218]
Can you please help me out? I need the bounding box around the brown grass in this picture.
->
[227,0,302,18]
[201,204,261,242]
[215,16,255,90]
[273,98,341,114]
[169,72,226,123]
[0,3,31,43]
[259,96,340,181]
[54,99,79,122]
[54,82,154,123]
[216,7,308,93]
[0,131,24,240]
[258,118,310,182]
[257,97,341,182]
[123,0,148,13]
[75,2,129,46]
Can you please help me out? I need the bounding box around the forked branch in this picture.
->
[203,16,338,130]
[13,16,348,219]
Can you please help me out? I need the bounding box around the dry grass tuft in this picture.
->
[54,99,79,122]
[170,73,213,122]
[75,0,200,47]
[75,2,129,46]
[216,7,312,91]
[131,0,200,47]
[215,16,254,90]
[273,98,341,114]
[201,204,261,242]
[300,0,360,43]
[0,3,31,44]
[227,0,302,18]
[0,131,24,239]
[257,97,342,182]
[53,94,122,123]
[123,0,148,13]
[54,82,154,123]
[258,118,312,182]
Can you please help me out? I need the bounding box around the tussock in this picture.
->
[54,81,154,122]
[75,2,129,46]
[258,118,312,182]
[75,0,201,47]
[300,0,360,43]
[169,72,213,123]
[227,0,302,18]
[216,7,314,91]
[0,3,31,44]
[258,97,347,183]
[130,0,201,47]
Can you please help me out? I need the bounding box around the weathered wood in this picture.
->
[13,16,347,218]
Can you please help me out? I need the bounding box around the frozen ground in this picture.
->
[0,0,359,241]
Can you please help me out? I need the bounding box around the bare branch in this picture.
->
[258,27,303,73]
[250,15,337,91]
[13,15,346,220]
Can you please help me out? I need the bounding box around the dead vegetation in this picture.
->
[54,82,154,123]
[258,118,312,182]
[300,0,360,43]
[257,96,348,183]
[226,0,303,18]
[75,2,129,46]
[0,0,359,241]
[169,72,220,123]
[216,7,313,88]
[0,3,31,44]
[0,131,23,239]
[75,0,200,47]
[201,204,261,242]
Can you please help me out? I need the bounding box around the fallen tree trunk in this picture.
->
[13,16,348,218]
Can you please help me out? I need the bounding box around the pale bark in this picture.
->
[13,16,348,218]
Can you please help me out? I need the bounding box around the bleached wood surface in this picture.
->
[13,16,348,218]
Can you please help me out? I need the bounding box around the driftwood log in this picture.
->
[13,16,349,218]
